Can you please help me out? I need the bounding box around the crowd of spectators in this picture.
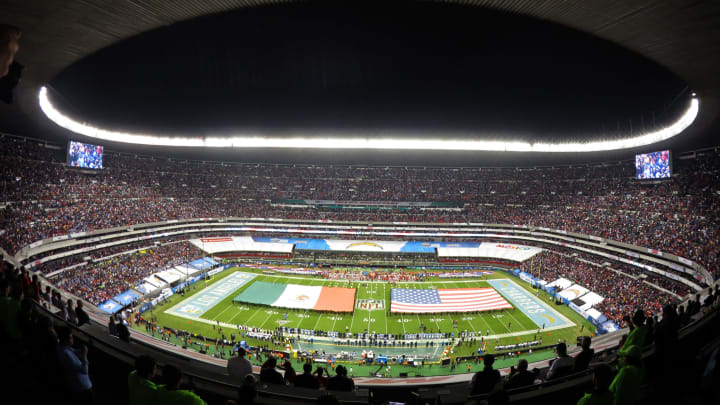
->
[520,251,688,325]
[1,135,719,318]
[1,136,717,278]
[49,242,201,305]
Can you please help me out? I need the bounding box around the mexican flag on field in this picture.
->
[234,281,356,312]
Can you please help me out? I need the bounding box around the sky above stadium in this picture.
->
[48,0,690,146]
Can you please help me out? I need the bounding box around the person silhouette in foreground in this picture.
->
[128,355,159,405]
[260,356,284,385]
[574,337,595,372]
[56,327,93,405]
[471,354,501,395]
[157,364,206,405]
[576,363,614,405]
[546,342,575,380]
[327,365,354,391]
[610,345,644,405]
[295,363,320,389]
[505,359,536,390]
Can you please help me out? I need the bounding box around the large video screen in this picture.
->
[67,140,103,169]
[635,150,671,179]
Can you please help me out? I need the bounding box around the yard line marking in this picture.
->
[213,302,236,321]
[453,281,479,335]
[244,307,263,325]
[257,310,275,330]
[349,282,356,333]
[383,282,388,336]
[227,307,249,325]
[412,282,423,331]
[312,312,324,331]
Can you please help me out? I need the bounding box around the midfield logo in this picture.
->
[356,299,385,311]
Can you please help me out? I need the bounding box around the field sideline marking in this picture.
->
[383,283,388,335]
[162,309,572,342]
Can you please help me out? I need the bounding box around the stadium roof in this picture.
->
[1,0,720,165]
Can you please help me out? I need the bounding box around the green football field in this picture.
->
[139,266,595,363]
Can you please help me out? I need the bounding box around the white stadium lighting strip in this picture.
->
[39,86,699,152]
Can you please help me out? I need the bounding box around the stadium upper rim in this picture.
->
[5,1,720,153]
[39,87,699,153]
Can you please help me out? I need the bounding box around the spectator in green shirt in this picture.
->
[577,363,614,405]
[128,355,160,405]
[610,346,644,405]
[157,364,207,405]
[620,310,649,352]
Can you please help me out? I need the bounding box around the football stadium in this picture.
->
[1,2,720,405]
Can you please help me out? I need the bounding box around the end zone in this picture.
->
[487,279,573,329]
[166,272,256,318]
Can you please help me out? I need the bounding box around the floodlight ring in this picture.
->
[39,86,698,152]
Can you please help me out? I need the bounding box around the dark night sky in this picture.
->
[48,1,689,143]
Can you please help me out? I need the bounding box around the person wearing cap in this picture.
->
[609,345,644,405]
[577,363,614,405]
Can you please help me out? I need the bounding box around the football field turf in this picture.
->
[142,266,593,359]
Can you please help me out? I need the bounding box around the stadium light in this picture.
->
[38,86,699,152]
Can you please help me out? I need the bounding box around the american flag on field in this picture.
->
[391,288,513,313]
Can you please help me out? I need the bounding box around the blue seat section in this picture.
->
[400,241,481,253]
[99,299,123,314]
[113,289,141,305]
[252,237,481,252]
[252,237,331,250]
